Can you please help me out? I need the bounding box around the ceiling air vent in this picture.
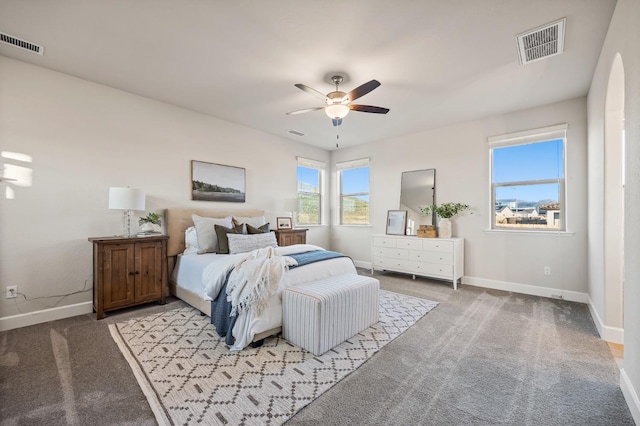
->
[516,18,564,65]
[0,32,44,55]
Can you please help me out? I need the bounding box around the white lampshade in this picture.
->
[108,187,145,211]
[325,104,350,119]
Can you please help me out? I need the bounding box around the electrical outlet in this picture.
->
[544,266,551,276]
[6,286,17,299]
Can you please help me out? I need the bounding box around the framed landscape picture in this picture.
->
[191,160,246,202]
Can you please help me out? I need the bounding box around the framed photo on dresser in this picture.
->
[386,210,407,235]
[276,217,293,230]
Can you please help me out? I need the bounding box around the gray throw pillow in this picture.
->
[214,224,243,254]
[246,223,270,234]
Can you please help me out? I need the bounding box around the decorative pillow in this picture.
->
[183,226,200,255]
[214,224,244,254]
[246,223,270,234]
[232,216,267,232]
[192,214,233,254]
[227,232,278,255]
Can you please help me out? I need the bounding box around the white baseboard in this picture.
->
[0,301,93,332]
[621,368,640,425]
[463,276,589,304]
[587,295,624,343]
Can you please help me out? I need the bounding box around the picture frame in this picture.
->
[191,160,245,202]
[386,210,408,235]
[276,217,293,230]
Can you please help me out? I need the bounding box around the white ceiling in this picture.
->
[0,0,616,151]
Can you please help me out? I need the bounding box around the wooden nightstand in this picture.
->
[274,229,308,246]
[88,235,168,319]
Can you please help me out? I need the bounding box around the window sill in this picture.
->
[484,229,574,236]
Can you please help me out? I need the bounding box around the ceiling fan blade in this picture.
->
[294,84,329,101]
[286,106,325,115]
[347,80,381,102]
[349,104,390,114]
[332,118,343,127]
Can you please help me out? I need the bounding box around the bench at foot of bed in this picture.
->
[282,274,379,356]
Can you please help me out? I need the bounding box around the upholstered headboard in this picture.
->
[165,208,265,257]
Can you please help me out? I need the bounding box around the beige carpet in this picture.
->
[109,290,438,425]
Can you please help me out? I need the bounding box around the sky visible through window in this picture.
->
[341,167,369,194]
[297,166,319,191]
[493,139,563,203]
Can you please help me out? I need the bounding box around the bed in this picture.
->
[166,208,357,350]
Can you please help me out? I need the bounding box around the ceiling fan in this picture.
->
[287,75,389,127]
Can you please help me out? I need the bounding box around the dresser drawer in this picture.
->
[409,261,453,279]
[374,247,409,260]
[409,250,453,264]
[395,238,422,250]
[421,239,454,253]
[373,256,413,271]
[373,236,396,248]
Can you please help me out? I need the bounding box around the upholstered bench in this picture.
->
[282,274,379,356]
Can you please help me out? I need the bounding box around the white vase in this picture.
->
[140,222,155,232]
[439,218,452,238]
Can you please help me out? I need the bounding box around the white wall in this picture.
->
[330,97,588,298]
[588,0,640,421]
[0,56,330,326]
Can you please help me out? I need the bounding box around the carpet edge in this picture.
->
[108,323,172,426]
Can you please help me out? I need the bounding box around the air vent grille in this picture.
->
[0,32,44,55]
[516,18,564,65]
[288,130,305,136]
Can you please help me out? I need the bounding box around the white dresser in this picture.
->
[371,234,464,289]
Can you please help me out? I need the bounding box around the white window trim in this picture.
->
[297,157,325,226]
[488,124,568,232]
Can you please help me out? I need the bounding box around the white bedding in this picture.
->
[172,244,357,350]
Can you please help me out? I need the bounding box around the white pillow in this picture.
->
[192,214,233,254]
[232,216,266,233]
[183,226,200,255]
[227,233,278,255]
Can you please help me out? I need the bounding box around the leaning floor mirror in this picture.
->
[400,169,436,235]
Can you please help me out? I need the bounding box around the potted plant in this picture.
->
[419,203,470,238]
[138,212,162,233]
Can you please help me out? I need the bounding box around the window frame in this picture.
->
[296,157,325,226]
[488,124,567,232]
[336,158,370,226]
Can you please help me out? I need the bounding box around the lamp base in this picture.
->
[120,210,136,237]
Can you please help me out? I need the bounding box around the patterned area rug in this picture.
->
[109,290,438,425]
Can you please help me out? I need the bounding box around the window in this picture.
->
[337,158,370,225]
[489,124,566,231]
[296,157,324,225]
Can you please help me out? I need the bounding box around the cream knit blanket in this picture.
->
[226,246,297,316]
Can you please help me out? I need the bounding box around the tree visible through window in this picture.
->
[338,159,370,225]
[490,125,566,231]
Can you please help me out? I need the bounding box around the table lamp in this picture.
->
[109,187,145,237]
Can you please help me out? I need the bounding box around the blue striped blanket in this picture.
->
[211,250,349,346]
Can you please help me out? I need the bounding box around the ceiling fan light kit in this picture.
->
[288,74,389,127]
[325,104,349,119]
